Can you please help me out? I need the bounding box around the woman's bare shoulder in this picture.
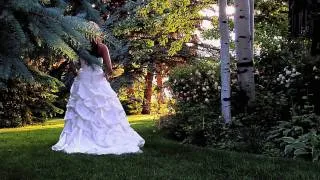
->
[98,43,108,51]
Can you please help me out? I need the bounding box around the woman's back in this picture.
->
[78,58,104,83]
[52,42,144,155]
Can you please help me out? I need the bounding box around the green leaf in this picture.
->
[282,137,295,143]
[291,142,307,150]
[294,148,309,156]
[284,144,294,155]
[312,148,320,162]
[293,126,303,132]
[283,129,291,136]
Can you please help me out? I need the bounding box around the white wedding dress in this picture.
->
[52,58,145,155]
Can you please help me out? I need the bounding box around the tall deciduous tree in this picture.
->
[156,63,165,105]
[141,63,154,114]
[219,0,231,123]
[110,0,211,113]
[234,0,255,107]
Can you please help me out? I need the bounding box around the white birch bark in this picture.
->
[234,0,255,106]
[219,0,231,123]
[249,0,254,58]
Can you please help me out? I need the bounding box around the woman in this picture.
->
[52,26,145,155]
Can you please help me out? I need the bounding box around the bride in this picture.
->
[52,25,145,155]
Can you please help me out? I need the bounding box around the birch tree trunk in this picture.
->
[219,0,231,123]
[249,0,254,59]
[234,0,255,107]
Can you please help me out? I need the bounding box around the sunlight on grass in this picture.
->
[128,114,158,124]
[0,115,157,133]
[0,119,64,133]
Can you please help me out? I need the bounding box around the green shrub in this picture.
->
[266,114,320,161]
[218,88,290,153]
[168,60,220,105]
[159,104,223,146]
[118,80,144,115]
[160,45,320,162]
[0,78,63,128]
[150,98,175,115]
[160,60,223,146]
[281,131,320,162]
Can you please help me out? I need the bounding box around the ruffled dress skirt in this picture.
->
[52,62,145,155]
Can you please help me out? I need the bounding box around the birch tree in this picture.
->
[250,0,254,60]
[219,0,231,123]
[234,0,256,106]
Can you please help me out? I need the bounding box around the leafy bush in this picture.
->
[219,87,290,153]
[0,78,63,128]
[266,114,320,161]
[160,39,320,161]
[151,98,175,115]
[252,51,320,158]
[281,131,320,162]
[118,80,144,115]
[161,60,294,153]
[118,75,173,115]
[160,104,223,146]
[168,60,220,105]
[160,60,224,146]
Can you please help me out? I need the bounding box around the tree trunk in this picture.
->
[156,63,164,104]
[219,0,231,123]
[234,0,255,107]
[142,65,154,114]
[249,0,254,58]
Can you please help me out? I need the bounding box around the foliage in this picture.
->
[118,79,145,115]
[0,77,63,128]
[250,2,320,157]
[162,60,285,152]
[106,0,212,78]
[255,0,289,53]
[160,60,223,146]
[266,114,320,161]
[215,87,290,153]
[282,131,320,162]
[232,43,320,156]
[256,49,320,115]
[118,75,173,115]
[168,60,220,105]
[151,98,175,115]
[159,105,223,146]
[0,0,117,126]
[154,0,320,163]
[0,0,104,83]
[85,0,214,91]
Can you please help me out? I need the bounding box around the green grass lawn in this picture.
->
[1,115,320,180]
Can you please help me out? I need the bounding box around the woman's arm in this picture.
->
[98,43,113,76]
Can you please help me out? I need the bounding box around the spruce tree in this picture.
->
[0,0,103,86]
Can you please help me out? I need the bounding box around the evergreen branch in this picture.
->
[39,27,78,60]
[6,12,27,46]
[0,54,33,81]
[29,66,64,93]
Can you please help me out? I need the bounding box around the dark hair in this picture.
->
[90,41,100,57]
